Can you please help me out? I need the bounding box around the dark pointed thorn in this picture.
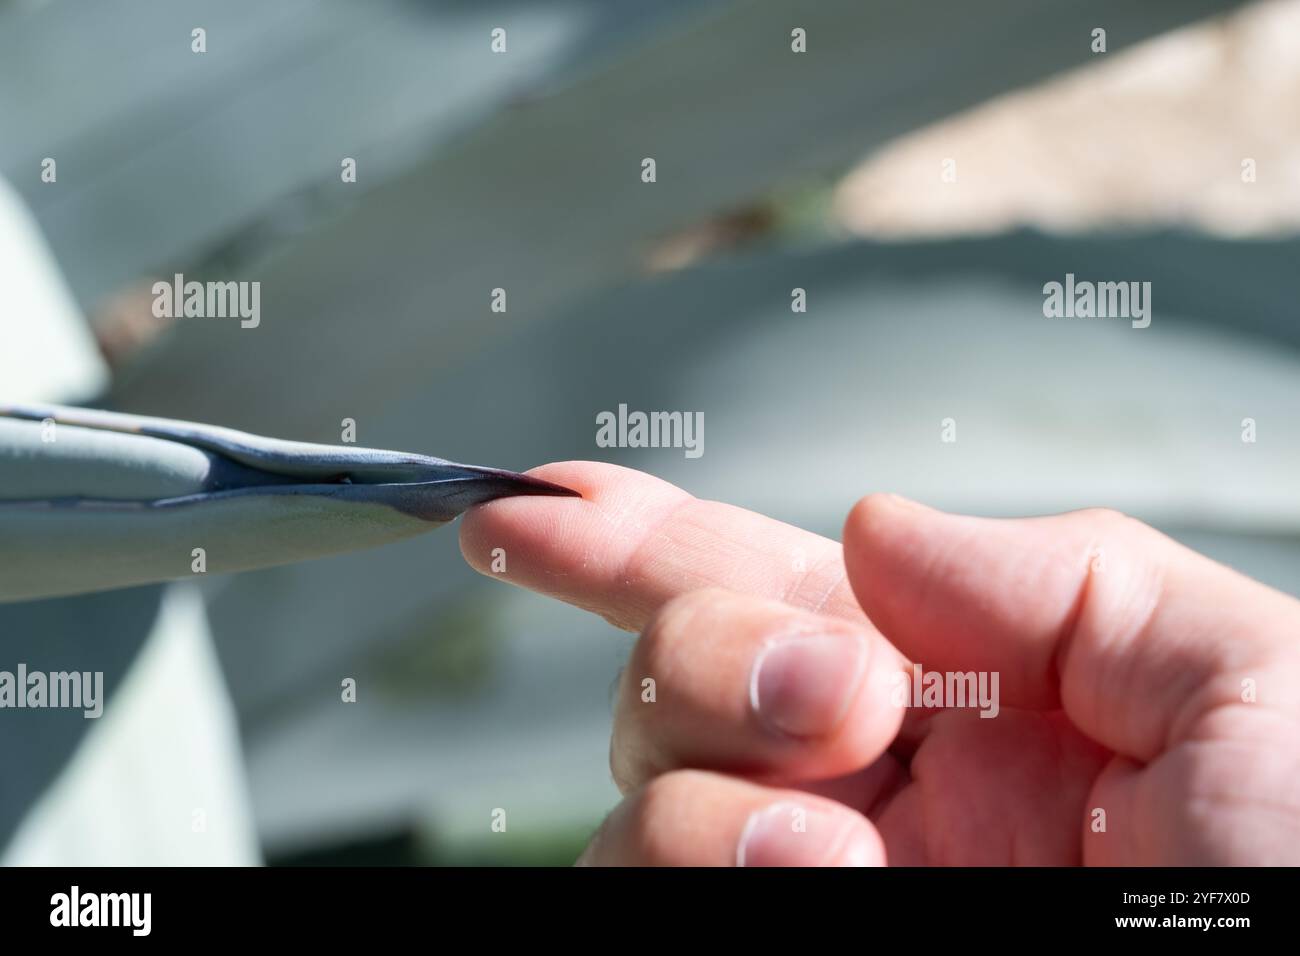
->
[350,464,581,524]
[465,467,583,500]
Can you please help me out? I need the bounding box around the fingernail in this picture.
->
[736,803,872,867]
[750,631,867,737]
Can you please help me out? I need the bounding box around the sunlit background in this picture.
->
[1,0,1297,865]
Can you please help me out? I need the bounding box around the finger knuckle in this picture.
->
[626,771,708,861]
[637,587,730,665]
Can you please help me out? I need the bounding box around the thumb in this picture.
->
[842,495,1300,762]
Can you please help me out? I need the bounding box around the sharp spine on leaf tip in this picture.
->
[0,403,578,602]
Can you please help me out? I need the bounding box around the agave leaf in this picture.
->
[0,404,575,603]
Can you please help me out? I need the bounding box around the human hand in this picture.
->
[461,463,1300,866]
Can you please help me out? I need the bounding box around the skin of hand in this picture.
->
[460,462,1300,866]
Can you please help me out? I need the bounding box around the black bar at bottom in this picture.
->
[0,866,1283,941]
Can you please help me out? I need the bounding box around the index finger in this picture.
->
[458,461,866,632]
